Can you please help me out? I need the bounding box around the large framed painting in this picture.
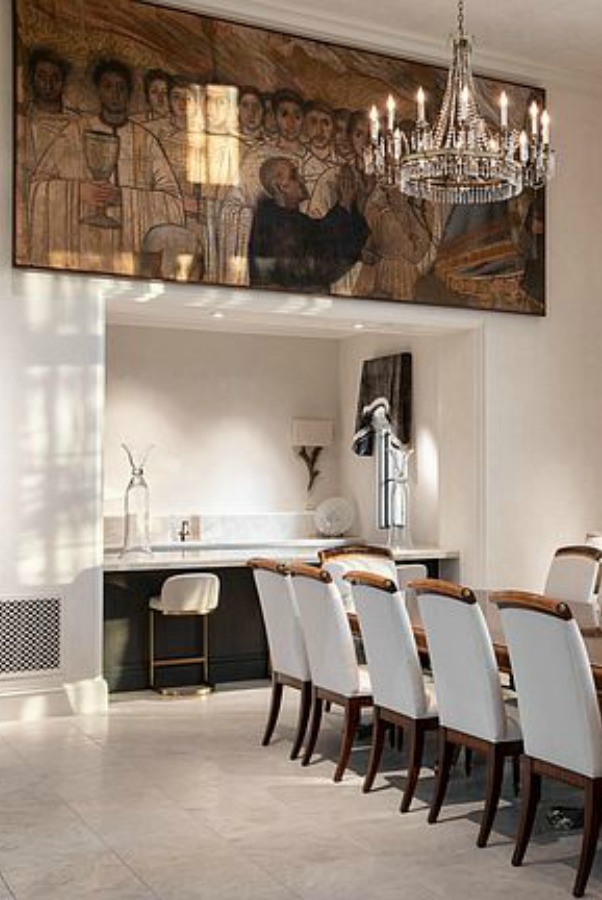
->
[13,0,546,314]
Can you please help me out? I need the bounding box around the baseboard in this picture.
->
[0,676,109,721]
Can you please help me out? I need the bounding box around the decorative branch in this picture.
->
[297,446,323,493]
[122,443,155,474]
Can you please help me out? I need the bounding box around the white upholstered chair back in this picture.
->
[292,566,362,696]
[153,573,220,614]
[396,563,428,590]
[496,593,602,778]
[320,546,398,611]
[543,545,602,629]
[252,561,310,682]
[417,581,509,742]
[349,573,430,717]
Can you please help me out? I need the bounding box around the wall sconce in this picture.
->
[291,418,334,493]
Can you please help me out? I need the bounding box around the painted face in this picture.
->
[275,100,303,142]
[263,98,278,136]
[305,109,334,150]
[275,161,309,207]
[170,86,203,130]
[147,79,169,117]
[207,90,233,133]
[33,60,64,105]
[334,111,351,151]
[98,71,130,117]
[239,93,263,134]
[350,116,369,157]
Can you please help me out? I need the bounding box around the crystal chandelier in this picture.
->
[367,0,555,204]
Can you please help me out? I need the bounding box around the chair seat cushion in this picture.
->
[417,680,438,720]
[358,664,372,696]
[502,704,522,743]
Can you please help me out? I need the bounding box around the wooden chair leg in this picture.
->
[261,676,283,746]
[512,753,520,796]
[334,698,361,782]
[477,744,506,848]
[574,779,602,898]
[363,707,387,793]
[465,747,473,777]
[396,726,404,754]
[512,757,541,867]
[401,720,426,813]
[290,681,312,761]
[428,729,455,824]
[302,691,323,767]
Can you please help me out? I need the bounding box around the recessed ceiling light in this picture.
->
[212,311,225,319]
[353,323,365,330]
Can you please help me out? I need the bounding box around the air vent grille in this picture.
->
[0,597,61,675]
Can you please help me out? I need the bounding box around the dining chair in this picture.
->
[289,562,373,782]
[414,578,523,848]
[493,590,602,898]
[544,544,602,629]
[248,558,312,760]
[319,544,427,611]
[319,544,399,612]
[345,570,438,811]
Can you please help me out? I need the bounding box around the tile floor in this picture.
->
[0,683,599,899]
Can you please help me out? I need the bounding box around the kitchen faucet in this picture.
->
[178,519,191,542]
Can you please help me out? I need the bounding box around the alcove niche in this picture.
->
[104,296,484,585]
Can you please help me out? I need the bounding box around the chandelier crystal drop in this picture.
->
[366,0,555,204]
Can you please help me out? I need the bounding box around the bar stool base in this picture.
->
[154,684,214,698]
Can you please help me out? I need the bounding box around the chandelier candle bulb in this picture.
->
[417,87,426,123]
[530,101,539,136]
[519,130,529,163]
[500,91,508,129]
[386,94,396,132]
[369,105,379,142]
[541,109,550,145]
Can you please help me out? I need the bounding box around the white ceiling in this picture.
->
[107,0,596,338]
[332,0,602,80]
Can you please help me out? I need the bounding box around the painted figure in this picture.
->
[248,156,369,292]
[29,57,184,274]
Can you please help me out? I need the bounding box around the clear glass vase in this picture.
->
[121,444,153,558]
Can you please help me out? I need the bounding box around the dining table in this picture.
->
[350,587,602,691]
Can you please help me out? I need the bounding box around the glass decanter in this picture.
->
[121,444,154,557]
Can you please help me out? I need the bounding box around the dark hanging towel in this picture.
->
[352,353,412,456]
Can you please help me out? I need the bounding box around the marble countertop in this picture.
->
[103,542,459,572]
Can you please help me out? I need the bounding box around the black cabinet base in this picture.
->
[104,566,269,693]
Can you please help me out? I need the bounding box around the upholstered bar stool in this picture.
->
[149,573,220,695]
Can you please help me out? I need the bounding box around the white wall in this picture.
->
[105,326,341,523]
[0,0,106,718]
[482,81,602,590]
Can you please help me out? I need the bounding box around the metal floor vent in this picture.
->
[0,597,61,675]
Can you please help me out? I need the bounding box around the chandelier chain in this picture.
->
[457,0,465,37]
